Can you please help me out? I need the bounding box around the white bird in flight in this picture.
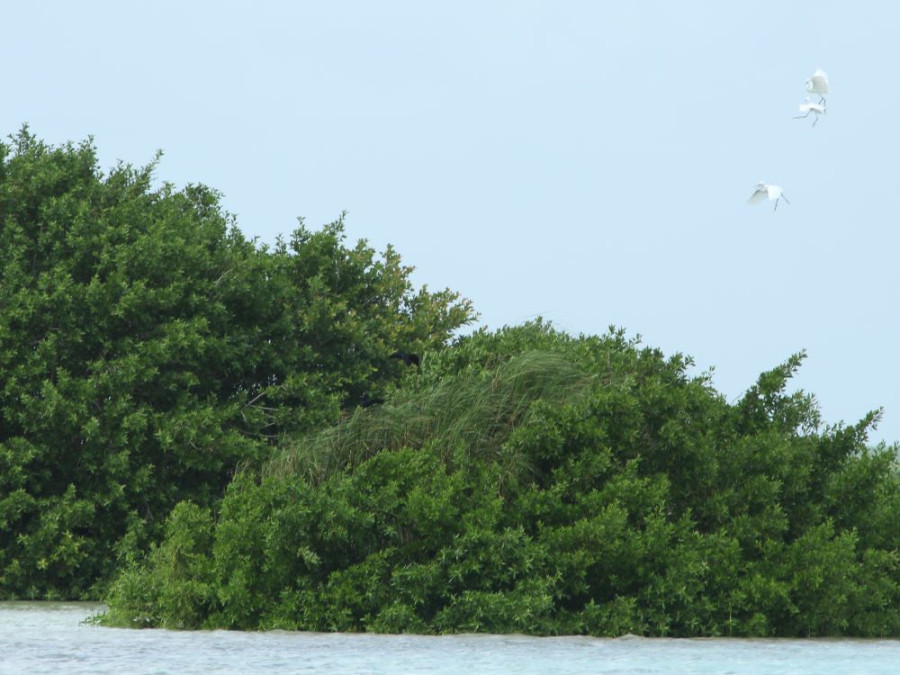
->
[748,182,789,212]
[805,68,829,104]
[794,99,826,127]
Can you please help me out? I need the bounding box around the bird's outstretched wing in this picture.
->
[807,69,829,94]
[747,188,768,205]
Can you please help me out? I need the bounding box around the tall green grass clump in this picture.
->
[265,347,594,486]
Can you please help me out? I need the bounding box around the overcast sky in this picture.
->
[4,1,899,444]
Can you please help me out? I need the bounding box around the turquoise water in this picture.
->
[1,602,899,674]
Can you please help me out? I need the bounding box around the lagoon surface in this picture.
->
[2,602,899,674]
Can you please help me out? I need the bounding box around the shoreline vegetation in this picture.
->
[2,130,898,637]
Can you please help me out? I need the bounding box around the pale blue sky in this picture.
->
[4,1,899,444]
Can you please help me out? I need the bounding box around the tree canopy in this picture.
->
[0,128,474,598]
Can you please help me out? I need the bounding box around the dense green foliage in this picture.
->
[0,128,473,599]
[4,129,898,636]
[103,322,900,636]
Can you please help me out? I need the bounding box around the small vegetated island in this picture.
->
[1,129,898,637]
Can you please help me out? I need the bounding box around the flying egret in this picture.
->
[794,99,826,127]
[748,182,790,212]
[805,68,829,104]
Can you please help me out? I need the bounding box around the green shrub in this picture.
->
[101,303,900,636]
